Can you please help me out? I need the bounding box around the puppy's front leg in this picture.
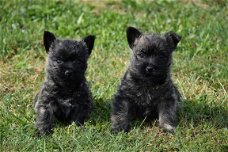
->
[71,104,90,126]
[111,99,131,133]
[158,100,178,133]
[35,104,53,136]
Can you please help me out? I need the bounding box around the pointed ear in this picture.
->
[126,26,142,49]
[165,31,181,50]
[43,31,56,53]
[83,35,95,55]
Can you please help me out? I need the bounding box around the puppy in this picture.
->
[111,27,181,133]
[34,31,95,135]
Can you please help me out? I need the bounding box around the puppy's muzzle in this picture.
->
[145,66,154,73]
[65,70,72,77]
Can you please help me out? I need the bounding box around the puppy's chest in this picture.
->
[55,90,83,107]
[134,86,164,106]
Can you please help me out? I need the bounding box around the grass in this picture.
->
[0,0,227,151]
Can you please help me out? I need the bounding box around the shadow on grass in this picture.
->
[89,98,112,124]
[180,100,228,128]
[88,98,228,130]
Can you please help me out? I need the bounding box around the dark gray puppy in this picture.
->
[111,27,181,133]
[34,31,95,136]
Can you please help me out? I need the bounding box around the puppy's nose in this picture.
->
[65,70,72,77]
[145,66,153,73]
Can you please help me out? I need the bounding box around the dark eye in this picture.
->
[158,53,168,59]
[73,59,79,63]
[159,55,165,59]
[137,51,146,58]
[56,59,63,64]
[73,58,83,64]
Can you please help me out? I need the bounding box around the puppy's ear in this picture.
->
[83,35,95,55]
[126,26,142,49]
[43,31,56,53]
[165,31,181,50]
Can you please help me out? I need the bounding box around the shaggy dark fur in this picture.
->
[34,31,95,135]
[111,27,182,133]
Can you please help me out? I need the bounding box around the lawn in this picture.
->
[0,0,227,151]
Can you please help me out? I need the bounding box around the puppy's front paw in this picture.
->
[111,123,130,134]
[160,123,176,133]
[75,120,85,126]
[36,128,53,137]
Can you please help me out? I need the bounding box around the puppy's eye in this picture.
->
[73,60,79,63]
[73,58,84,64]
[159,54,168,59]
[56,59,63,64]
[158,53,168,59]
[159,55,165,59]
[137,52,146,58]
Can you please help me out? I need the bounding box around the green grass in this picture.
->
[0,0,227,151]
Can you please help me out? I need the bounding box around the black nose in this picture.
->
[145,66,153,73]
[65,70,72,77]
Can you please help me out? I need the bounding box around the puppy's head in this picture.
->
[43,31,95,84]
[126,27,181,81]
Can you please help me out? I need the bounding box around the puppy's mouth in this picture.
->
[143,65,168,77]
[145,72,153,77]
[63,71,84,82]
[144,70,161,78]
[64,74,77,81]
[64,76,74,80]
[144,72,158,78]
